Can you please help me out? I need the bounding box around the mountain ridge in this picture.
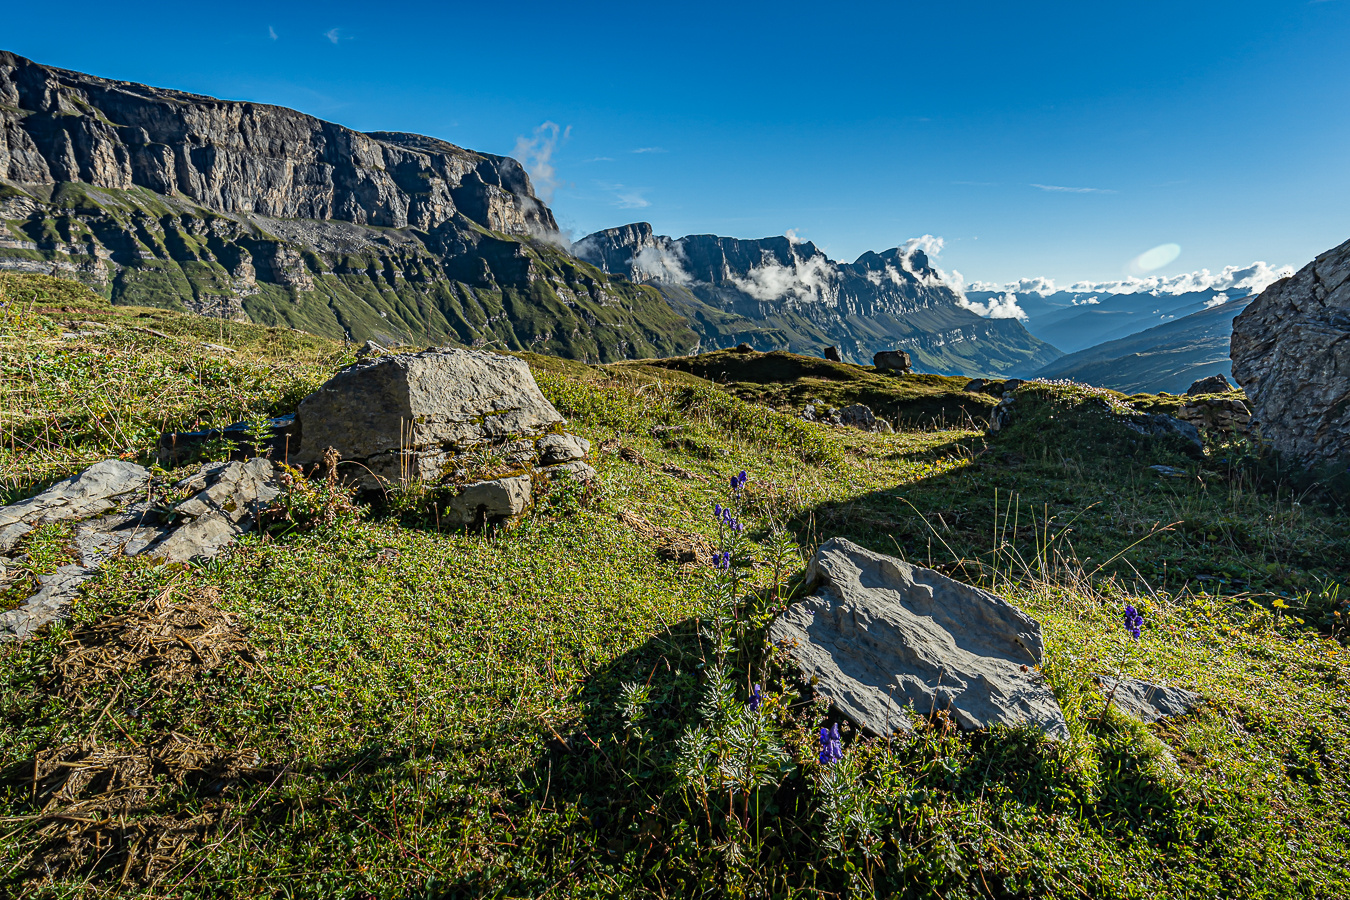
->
[575,222,1062,377]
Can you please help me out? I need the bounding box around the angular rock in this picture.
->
[539,460,598,482]
[1175,397,1251,433]
[1231,237,1350,465]
[293,348,565,485]
[873,350,913,373]
[768,538,1069,739]
[1124,413,1204,457]
[537,433,590,466]
[823,346,842,362]
[837,404,880,431]
[964,378,986,394]
[0,460,149,551]
[0,564,95,641]
[447,475,532,526]
[1098,676,1204,724]
[143,458,281,563]
[1186,374,1232,395]
[157,415,298,467]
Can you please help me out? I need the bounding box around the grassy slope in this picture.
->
[1,275,1349,898]
[1,183,697,362]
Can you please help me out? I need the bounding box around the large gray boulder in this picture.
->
[293,348,564,478]
[768,538,1069,739]
[1231,237,1350,464]
[873,350,913,373]
[290,347,592,524]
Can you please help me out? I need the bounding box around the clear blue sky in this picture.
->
[4,1,1348,285]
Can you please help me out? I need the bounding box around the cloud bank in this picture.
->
[970,261,1294,298]
[512,121,570,203]
[959,292,1028,320]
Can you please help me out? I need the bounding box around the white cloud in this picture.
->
[616,191,649,209]
[1071,296,1100,305]
[268,25,278,40]
[1030,183,1116,194]
[958,291,1028,320]
[1204,292,1231,309]
[632,147,666,154]
[512,121,570,203]
[325,28,340,44]
[978,261,1294,299]
[632,244,692,283]
[730,251,839,304]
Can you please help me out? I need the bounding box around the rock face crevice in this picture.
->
[1231,237,1350,465]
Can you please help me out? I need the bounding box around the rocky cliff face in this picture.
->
[0,52,696,361]
[574,223,1061,376]
[1231,237,1350,465]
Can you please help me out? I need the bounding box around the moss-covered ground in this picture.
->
[1,274,1349,898]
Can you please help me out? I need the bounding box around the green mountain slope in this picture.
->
[1032,297,1253,393]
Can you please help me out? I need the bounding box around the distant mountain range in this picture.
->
[574,224,1060,376]
[0,51,1059,378]
[1030,296,1255,393]
[958,263,1293,391]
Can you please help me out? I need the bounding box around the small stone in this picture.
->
[1098,676,1204,723]
[447,475,532,526]
[536,433,591,466]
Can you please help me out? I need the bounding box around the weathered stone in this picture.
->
[1098,676,1204,724]
[873,350,913,373]
[357,340,387,358]
[157,415,298,467]
[539,460,598,481]
[823,346,842,362]
[734,343,754,353]
[1231,237,1350,465]
[1186,374,1232,395]
[1123,414,1204,457]
[293,349,565,484]
[142,458,280,563]
[837,404,880,431]
[537,433,591,466]
[964,378,986,393]
[0,460,149,551]
[768,538,1069,739]
[447,475,532,526]
[0,565,95,641]
[1175,397,1251,433]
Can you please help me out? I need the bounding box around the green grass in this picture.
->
[1,275,1348,898]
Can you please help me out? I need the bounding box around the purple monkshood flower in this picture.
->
[818,723,843,765]
[1123,603,1145,640]
[730,470,749,492]
[715,551,732,570]
[748,684,763,712]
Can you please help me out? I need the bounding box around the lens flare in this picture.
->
[1129,243,1181,273]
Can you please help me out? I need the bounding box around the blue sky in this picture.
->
[4,1,1348,285]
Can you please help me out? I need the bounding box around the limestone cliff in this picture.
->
[0,52,695,361]
[574,223,1061,376]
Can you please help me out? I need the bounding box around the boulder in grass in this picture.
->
[873,350,913,373]
[1098,676,1204,723]
[768,537,1070,740]
[1185,374,1232,396]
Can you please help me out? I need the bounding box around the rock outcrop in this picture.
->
[292,348,593,523]
[1231,237,1350,465]
[801,403,894,433]
[1174,396,1251,434]
[1186,374,1232,395]
[0,51,696,362]
[0,458,281,641]
[768,538,1069,740]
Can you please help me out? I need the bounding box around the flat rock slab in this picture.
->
[0,460,149,551]
[1099,676,1204,724]
[769,537,1069,740]
[1,458,280,642]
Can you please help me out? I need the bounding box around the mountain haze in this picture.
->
[575,223,1061,377]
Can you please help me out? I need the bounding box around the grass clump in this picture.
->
[0,275,1348,897]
